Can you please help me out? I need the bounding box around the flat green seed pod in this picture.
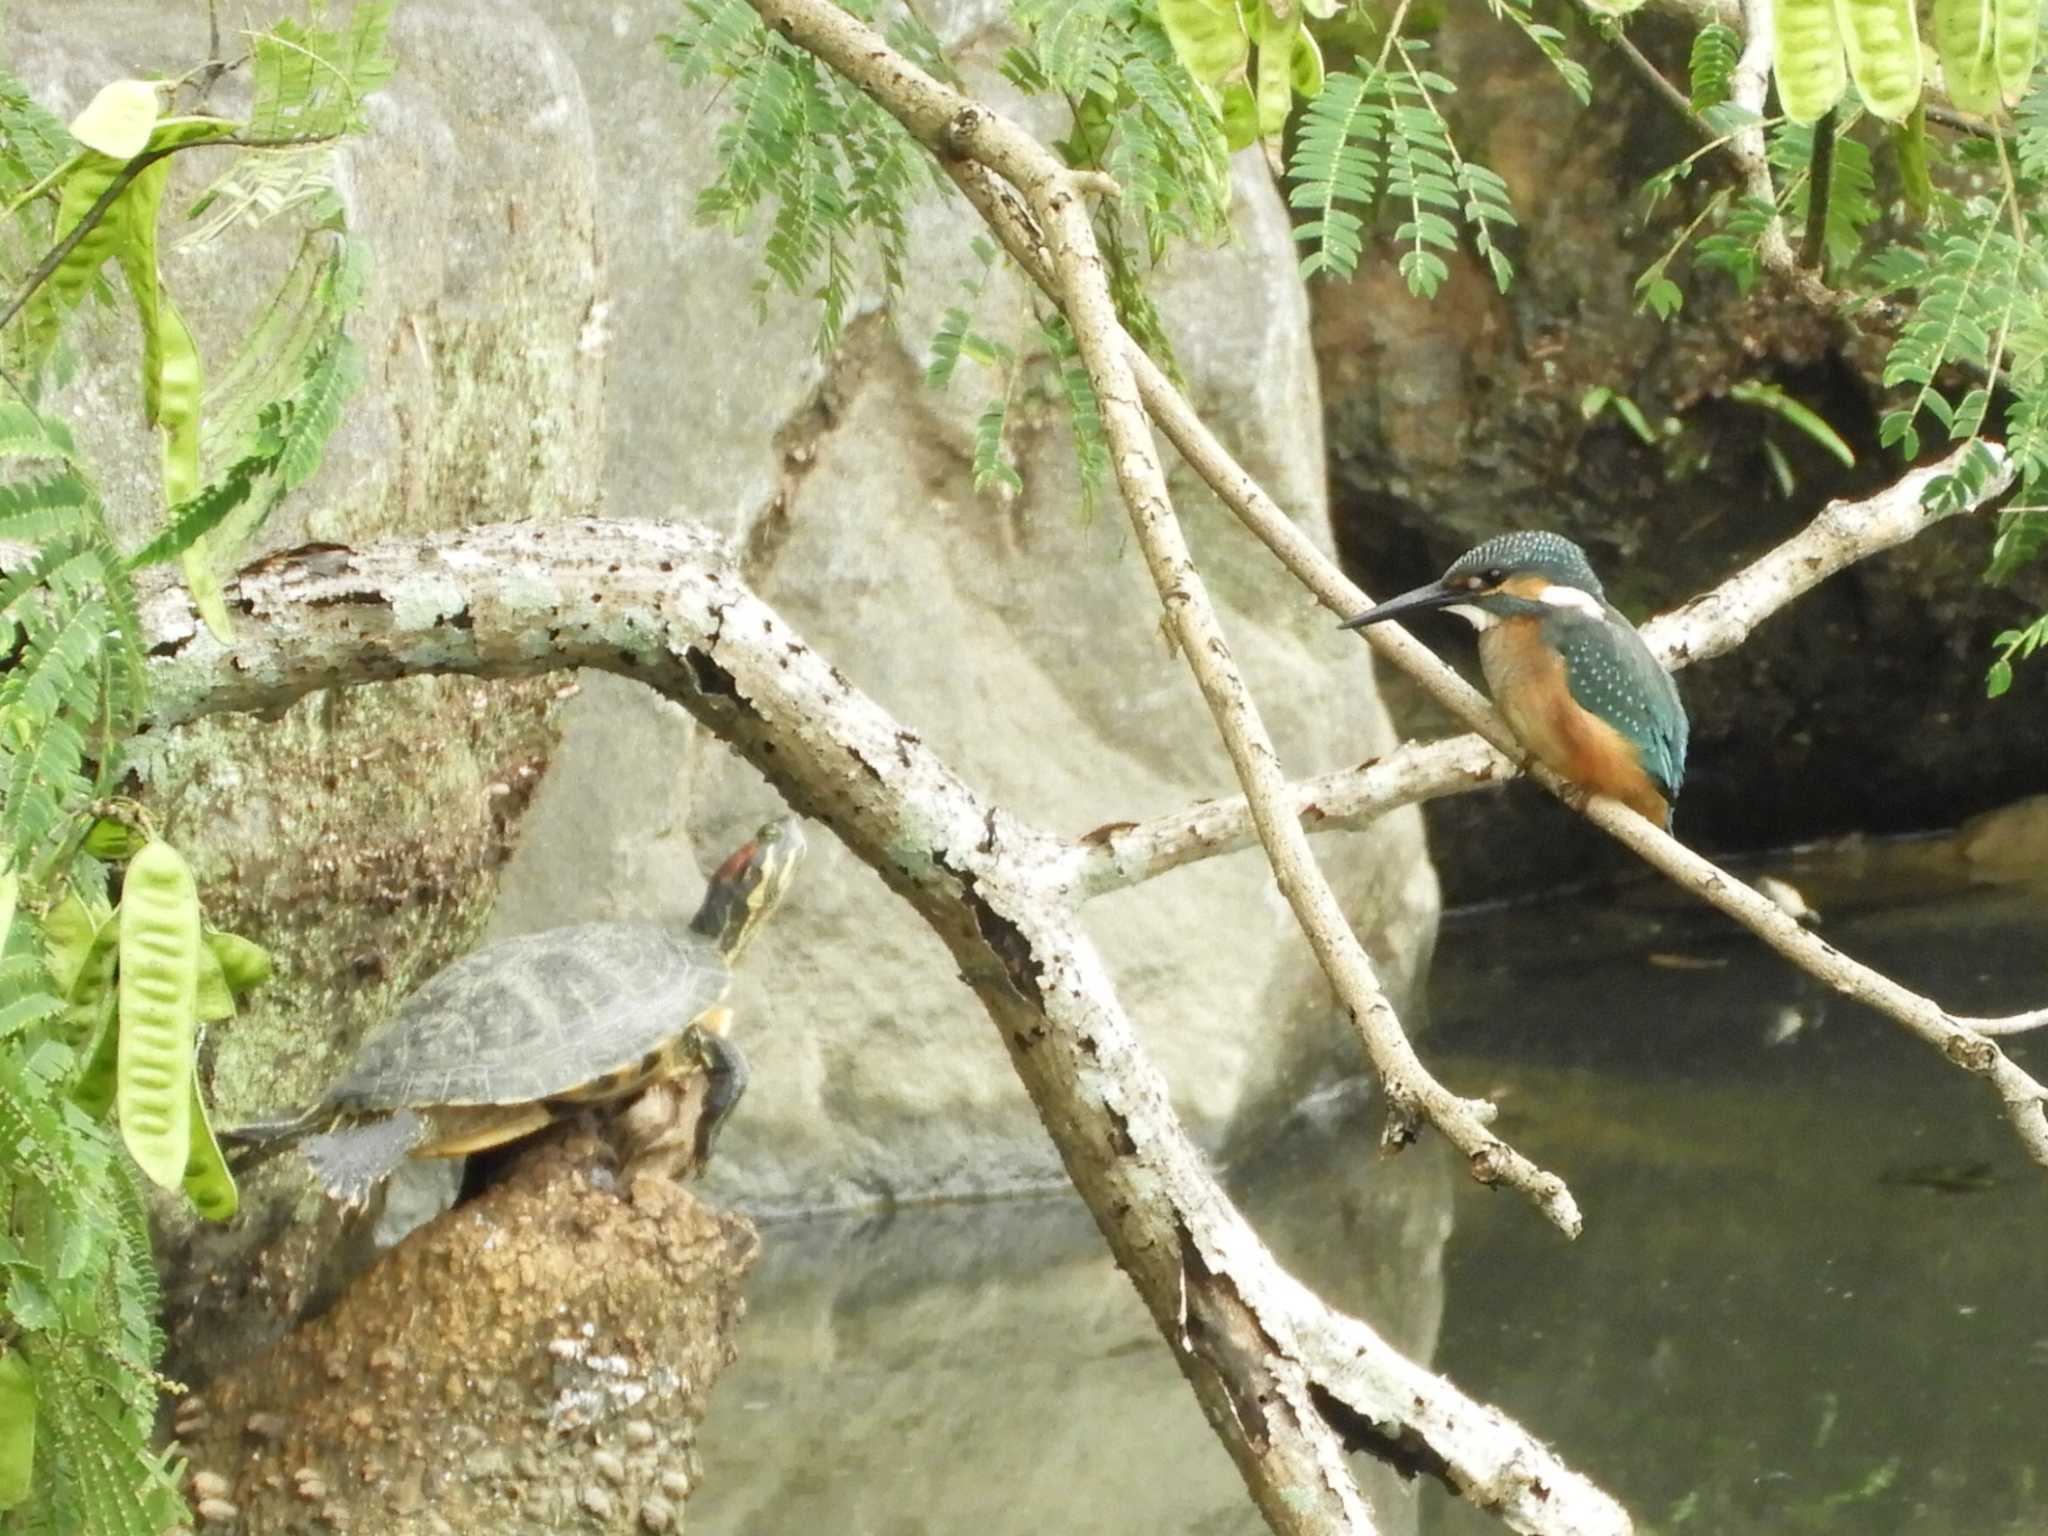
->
[1933,0,2002,113]
[182,1074,239,1222]
[1775,0,1849,121]
[1836,0,1921,119]
[116,841,202,1189]
[0,1351,34,1510]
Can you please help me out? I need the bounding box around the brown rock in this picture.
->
[179,1133,757,1534]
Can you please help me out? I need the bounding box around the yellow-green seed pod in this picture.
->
[80,817,148,862]
[116,840,203,1189]
[1836,0,1921,119]
[1290,21,1325,98]
[1158,0,1250,86]
[1896,106,1932,220]
[1993,0,2039,98]
[193,944,235,1024]
[0,1351,34,1510]
[41,892,100,997]
[205,929,273,995]
[182,1075,239,1222]
[1933,0,2001,113]
[1256,5,1300,139]
[71,1004,118,1119]
[1219,77,1260,149]
[1775,0,1849,121]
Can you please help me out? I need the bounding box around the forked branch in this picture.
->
[746,0,1587,1249]
[140,521,1634,1536]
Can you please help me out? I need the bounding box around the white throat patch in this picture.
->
[1444,603,1497,632]
[1536,583,1606,620]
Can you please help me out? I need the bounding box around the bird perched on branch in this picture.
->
[1341,531,1689,829]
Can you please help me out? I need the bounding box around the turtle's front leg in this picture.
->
[689,1028,750,1169]
[616,1010,749,1183]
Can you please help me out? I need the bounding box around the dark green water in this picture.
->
[695,852,2048,1535]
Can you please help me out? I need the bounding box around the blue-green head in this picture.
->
[1340,531,1607,632]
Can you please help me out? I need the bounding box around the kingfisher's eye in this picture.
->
[1482,567,1507,585]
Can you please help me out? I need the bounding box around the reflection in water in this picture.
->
[695,858,2048,1536]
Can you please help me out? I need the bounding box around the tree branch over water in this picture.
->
[140,519,1631,1536]
[740,0,2045,1183]
[131,13,2044,1535]
[748,0,1587,1244]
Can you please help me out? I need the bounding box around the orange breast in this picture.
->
[1479,619,1671,826]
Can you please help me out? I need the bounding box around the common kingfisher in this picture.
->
[1340,531,1689,828]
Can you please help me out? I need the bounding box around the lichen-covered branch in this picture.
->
[748,0,1588,1258]
[140,521,1633,1536]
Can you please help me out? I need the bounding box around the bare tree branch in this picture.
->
[1727,0,1810,291]
[1960,1006,2048,1037]
[140,521,1634,1536]
[1071,737,1509,897]
[934,54,2047,1122]
[1639,447,2013,665]
[744,0,1590,1249]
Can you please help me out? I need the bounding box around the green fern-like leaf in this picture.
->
[244,0,397,141]
[1010,0,1231,265]
[973,398,1024,496]
[2012,68,2048,181]
[1022,0,1126,99]
[668,0,770,86]
[276,333,365,491]
[1689,23,1741,111]
[677,17,945,354]
[1287,70,1386,279]
[1877,226,2017,456]
[1289,50,1515,292]
[181,0,391,249]
[1483,0,1592,104]
[1770,119,1878,272]
[1041,315,1110,515]
[1695,195,1773,293]
[29,1359,177,1536]
[0,67,78,254]
[0,472,94,548]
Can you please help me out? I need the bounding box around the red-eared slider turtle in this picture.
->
[232,816,804,1201]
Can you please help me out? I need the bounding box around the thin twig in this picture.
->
[1072,736,1508,897]
[1612,28,1709,130]
[745,0,1588,1245]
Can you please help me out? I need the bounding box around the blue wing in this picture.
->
[1546,607,1688,803]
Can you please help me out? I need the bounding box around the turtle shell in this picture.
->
[323,922,731,1113]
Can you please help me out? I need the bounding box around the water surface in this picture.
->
[695,848,2048,1535]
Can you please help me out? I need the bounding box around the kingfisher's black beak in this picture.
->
[1339,580,1463,630]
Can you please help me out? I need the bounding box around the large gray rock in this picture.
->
[492,0,1438,1214]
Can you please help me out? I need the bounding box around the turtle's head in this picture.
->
[691,815,807,964]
